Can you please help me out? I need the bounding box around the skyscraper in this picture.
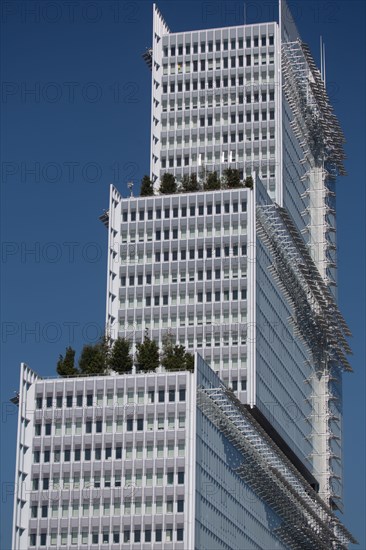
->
[110,0,350,510]
[12,1,356,549]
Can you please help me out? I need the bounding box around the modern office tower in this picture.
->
[12,1,355,549]
[12,358,355,550]
[109,0,351,511]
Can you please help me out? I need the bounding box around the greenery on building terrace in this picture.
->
[56,332,194,377]
[140,171,253,196]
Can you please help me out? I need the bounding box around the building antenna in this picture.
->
[320,36,323,80]
[323,41,326,88]
[127,181,134,198]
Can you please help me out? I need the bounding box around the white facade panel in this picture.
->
[12,364,195,550]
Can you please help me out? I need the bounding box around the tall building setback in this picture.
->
[12,1,355,549]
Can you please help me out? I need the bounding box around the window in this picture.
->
[124,530,130,543]
[40,533,47,546]
[113,474,121,491]
[179,413,185,428]
[177,528,184,541]
[46,396,52,408]
[56,396,62,408]
[66,395,72,408]
[94,476,101,488]
[178,471,185,484]
[179,388,186,401]
[63,449,70,462]
[177,499,184,512]
[87,394,93,406]
[156,529,162,542]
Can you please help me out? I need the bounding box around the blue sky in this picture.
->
[1,1,365,548]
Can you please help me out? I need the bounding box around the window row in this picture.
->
[120,249,249,265]
[35,388,186,410]
[163,66,275,82]
[51,441,185,462]
[163,35,274,56]
[122,200,247,222]
[163,114,275,129]
[118,329,247,349]
[161,151,276,167]
[163,82,275,103]
[160,130,275,147]
[161,108,275,126]
[35,414,187,437]
[31,497,184,519]
[120,267,245,287]
[123,243,247,262]
[127,289,247,308]
[32,468,186,489]
[30,527,184,547]
[122,313,248,330]
[162,51,274,75]
[122,226,248,242]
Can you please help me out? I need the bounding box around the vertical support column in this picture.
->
[12,364,38,550]
[308,165,342,509]
[150,5,170,188]
[106,185,122,341]
[247,181,256,407]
